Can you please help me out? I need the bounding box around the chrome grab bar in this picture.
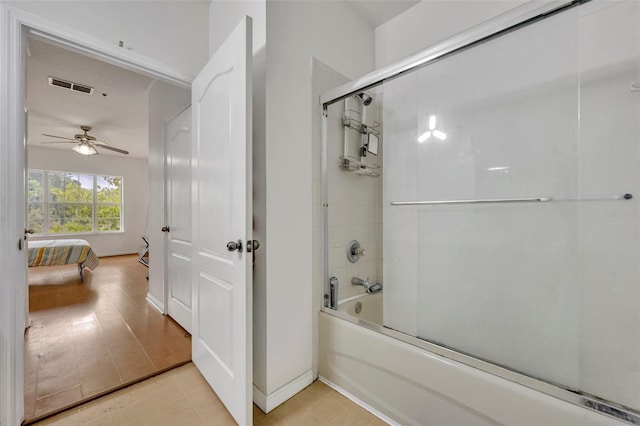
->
[390,194,632,206]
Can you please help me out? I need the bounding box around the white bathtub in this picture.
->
[337,292,382,324]
[319,312,625,426]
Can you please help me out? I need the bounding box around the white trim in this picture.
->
[253,370,313,413]
[162,105,170,316]
[13,5,192,88]
[318,376,399,426]
[0,3,27,424]
[146,294,165,315]
[0,5,194,424]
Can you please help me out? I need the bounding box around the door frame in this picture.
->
[0,5,192,424]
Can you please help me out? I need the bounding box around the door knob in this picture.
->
[161,226,170,232]
[246,240,260,252]
[227,240,243,253]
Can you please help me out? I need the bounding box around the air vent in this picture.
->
[48,77,94,95]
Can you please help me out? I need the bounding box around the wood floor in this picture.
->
[34,363,388,426]
[25,255,191,423]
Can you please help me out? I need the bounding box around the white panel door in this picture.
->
[166,106,193,333]
[191,16,253,426]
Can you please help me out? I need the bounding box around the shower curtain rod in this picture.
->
[320,0,586,106]
[390,194,633,206]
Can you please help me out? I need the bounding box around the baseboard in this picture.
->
[318,375,399,426]
[253,370,313,413]
[145,293,165,314]
[99,252,139,258]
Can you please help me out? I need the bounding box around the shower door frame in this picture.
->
[319,0,640,424]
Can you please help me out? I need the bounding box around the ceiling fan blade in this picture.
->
[42,133,76,141]
[40,141,77,144]
[96,144,129,155]
[92,140,111,146]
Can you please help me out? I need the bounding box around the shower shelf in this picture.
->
[339,155,380,177]
[342,117,380,137]
[341,109,381,178]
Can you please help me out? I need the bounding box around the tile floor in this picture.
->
[25,255,191,423]
[33,363,388,426]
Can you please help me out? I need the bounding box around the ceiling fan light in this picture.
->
[73,143,98,156]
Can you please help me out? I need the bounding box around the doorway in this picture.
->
[2,8,254,426]
[23,35,192,423]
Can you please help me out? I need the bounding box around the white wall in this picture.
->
[28,146,148,257]
[264,0,375,399]
[7,0,209,79]
[147,80,190,310]
[209,0,375,405]
[374,0,526,68]
[209,0,266,57]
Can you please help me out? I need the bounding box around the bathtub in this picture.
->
[337,292,382,324]
[318,312,626,425]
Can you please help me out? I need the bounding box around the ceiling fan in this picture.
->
[41,126,129,155]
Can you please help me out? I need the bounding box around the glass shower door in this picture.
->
[383,0,640,410]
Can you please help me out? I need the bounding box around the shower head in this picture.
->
[357,92,373,106]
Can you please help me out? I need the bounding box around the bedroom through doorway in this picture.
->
[23,35,191,423]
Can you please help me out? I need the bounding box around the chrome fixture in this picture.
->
[339,94,381,177]
[226,240,243,252]
[246,240,260,253]
[390,193,633,206]
[357,92,373,106]
[347,240,365,263]
[329,277,339,310]
[352,276,383,294]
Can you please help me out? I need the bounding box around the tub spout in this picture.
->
[368,282,382,294]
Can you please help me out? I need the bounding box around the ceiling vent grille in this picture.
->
[48,77,94,95]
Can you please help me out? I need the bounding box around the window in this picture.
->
[28,170,123,234]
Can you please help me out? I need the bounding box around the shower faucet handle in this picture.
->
[347,240,365,263]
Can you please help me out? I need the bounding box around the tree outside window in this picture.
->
[28,170,123,234]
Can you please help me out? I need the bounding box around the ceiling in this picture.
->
[26,37,154,159]
[347,0,420,27]
[25,1,419,161]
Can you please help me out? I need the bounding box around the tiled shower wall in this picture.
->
[326,96,383,301]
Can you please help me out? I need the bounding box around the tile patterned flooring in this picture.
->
[25,255,191,423]
[34,363,388,426]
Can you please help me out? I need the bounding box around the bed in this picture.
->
[27,239,100,282]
